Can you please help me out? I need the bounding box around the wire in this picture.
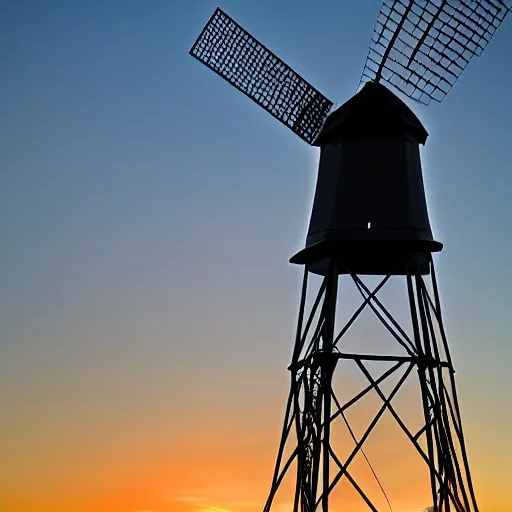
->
[331,387,395,512]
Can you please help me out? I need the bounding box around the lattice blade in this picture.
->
[361,0,512,105]
[190,8,333,145]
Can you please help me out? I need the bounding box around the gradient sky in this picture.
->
[2,1,511,511]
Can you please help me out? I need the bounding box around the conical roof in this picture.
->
[314,82,428,146]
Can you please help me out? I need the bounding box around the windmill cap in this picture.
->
[314,82,429,147]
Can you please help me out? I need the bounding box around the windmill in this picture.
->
[188,2,511,511]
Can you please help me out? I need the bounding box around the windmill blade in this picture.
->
[189,8,333,145]
[361,0,512,105]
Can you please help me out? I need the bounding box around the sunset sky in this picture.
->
[2,1,512,511]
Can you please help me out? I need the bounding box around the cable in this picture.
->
[332,388,395,512]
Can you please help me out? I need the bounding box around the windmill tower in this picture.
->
[189,2,511,511]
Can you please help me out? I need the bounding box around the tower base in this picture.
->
[263,255,478,512]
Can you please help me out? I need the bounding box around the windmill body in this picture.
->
[189,2,511,510]
[292,81,441,276]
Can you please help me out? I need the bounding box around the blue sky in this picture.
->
[1,1,511,510]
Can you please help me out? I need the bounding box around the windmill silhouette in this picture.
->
[189,2,511,511]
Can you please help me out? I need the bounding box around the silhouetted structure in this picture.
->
[189,2,511,511]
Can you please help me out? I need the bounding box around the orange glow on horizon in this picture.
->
[2,388,509,512]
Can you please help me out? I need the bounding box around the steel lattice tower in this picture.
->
[262,259,478,512]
